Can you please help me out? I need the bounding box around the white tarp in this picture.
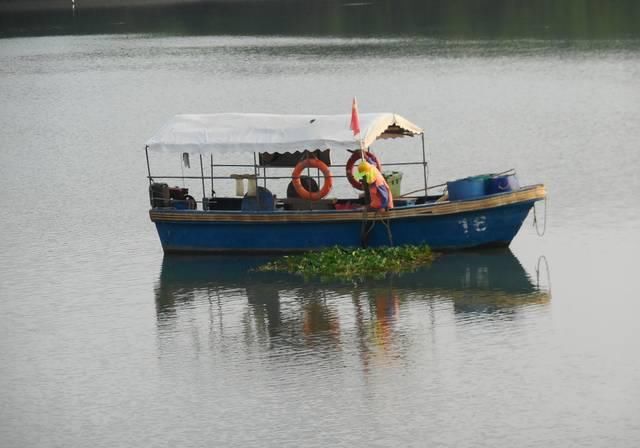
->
[145,113,423,154]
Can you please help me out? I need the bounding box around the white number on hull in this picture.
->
[458,216,487,234]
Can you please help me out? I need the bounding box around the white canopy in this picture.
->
[145,113,423,154]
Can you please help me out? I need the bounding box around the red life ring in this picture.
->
[345,150,382,190]
[292,159,333,201]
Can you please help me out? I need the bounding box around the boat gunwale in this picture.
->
[149,184,546,223]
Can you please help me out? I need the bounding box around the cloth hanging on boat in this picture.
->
[355,161,394,210]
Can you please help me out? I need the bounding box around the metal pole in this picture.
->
[210,154,214,196]
[253,153,258,178]
[253,153,260,207]
[199,154,206,199]
[421,133,428,194]
[306,164,312,209]
[145,145,152,184]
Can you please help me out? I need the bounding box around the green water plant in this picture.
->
[257,245,435,280]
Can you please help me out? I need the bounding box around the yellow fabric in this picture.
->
[355,161,377,184]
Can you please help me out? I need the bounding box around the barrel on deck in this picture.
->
[447,176,488,201]
[486,174,520,195]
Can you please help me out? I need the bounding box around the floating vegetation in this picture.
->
[257,245,435,280]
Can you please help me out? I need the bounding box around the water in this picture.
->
[1,4,640,447]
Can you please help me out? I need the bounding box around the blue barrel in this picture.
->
[447,176,488,201]
[486,174,520,195]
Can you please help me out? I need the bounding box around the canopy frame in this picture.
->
[144,112,429,205]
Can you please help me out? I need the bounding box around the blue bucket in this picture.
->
[485,174,519,195]
[447,176,488,201]
[172,199,189,210]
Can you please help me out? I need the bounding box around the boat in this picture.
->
[145,112,546,253]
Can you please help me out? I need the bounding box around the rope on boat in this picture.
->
[360,207,372,248]
[535,255,552,296]
[360,210,394,248]
[532,197,548,237]
[381,218,394,246]
[496,167,517,177]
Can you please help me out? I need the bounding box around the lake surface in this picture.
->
[1,3,640,447]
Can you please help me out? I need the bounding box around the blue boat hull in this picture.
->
[150,185,545,253]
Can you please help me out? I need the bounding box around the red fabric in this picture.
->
[368,167,394,210]
[350,97,361,136]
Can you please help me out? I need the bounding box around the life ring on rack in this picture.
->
[292,159,333,201]
[346,150,381,190]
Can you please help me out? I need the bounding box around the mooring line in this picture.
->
[533,197,548,237]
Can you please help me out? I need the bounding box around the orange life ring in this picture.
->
[345,150,381,190]
[292,159,333,201]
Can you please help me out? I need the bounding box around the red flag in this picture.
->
[350,97,361,136]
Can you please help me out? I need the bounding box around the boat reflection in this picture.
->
[154,250,550,359]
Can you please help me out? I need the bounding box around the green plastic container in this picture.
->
[383,171,403,197]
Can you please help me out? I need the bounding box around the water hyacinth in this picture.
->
[258,245,435,280]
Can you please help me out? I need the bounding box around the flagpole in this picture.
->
[350,97,366,161]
